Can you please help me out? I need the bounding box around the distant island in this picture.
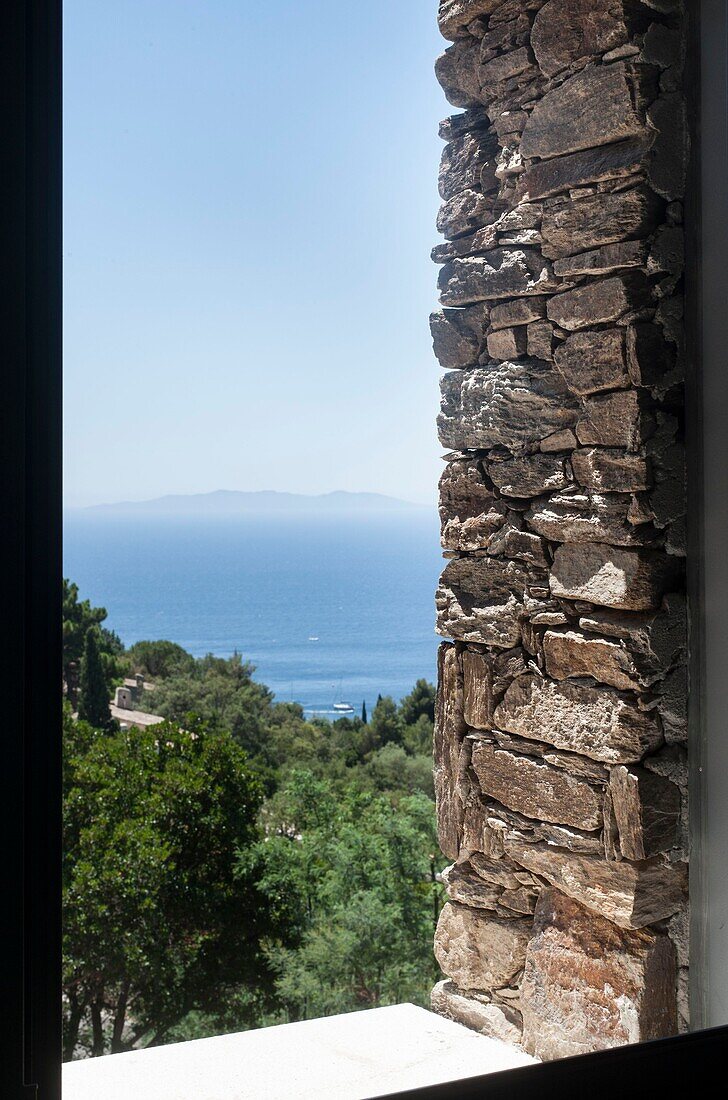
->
[73,489,430,518]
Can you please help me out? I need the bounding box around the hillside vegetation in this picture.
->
[62,581,443,1058]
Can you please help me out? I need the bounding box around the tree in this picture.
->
[148,653,275,762]
[62,709,277,1059]
[124,639,195,680]
[361,700,367,724]
[251,772,443,1021]
[368,695,403,752]
[63,579,121,705]
[77,628,113,731]
[399,680,436,726]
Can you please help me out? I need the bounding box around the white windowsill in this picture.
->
[61,1002,536,1100]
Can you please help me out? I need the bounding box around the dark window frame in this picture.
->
[2,1,727,1096]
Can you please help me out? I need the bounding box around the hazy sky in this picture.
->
[63,1,446,507]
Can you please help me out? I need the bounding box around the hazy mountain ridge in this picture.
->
[76,489,429,517]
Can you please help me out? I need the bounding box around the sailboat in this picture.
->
[332,680,354,714]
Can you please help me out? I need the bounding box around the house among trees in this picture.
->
[110,675,163,731]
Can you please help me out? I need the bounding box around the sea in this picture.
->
[63,511,443,717]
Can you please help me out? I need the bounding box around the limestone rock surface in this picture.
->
[471,740,603,831]
[525,492,653,547]
[431,981,524,1045]
[436,556,531,647]
[520,63,648,161]
[438,364,579,451]
[554,328,629,397]
[439,459,509,552]
[550,542,681,610]
[543,629,643,692]
[530,0,632,77]
[434,902,532,990]
[493,674,663,764]
[435,644,467,861]
[521,889,677,1059]
[439,249,557,306]
[506,842,687,927]
[571,448,651,493]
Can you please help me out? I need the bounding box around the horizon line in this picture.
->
[64,487,435,512]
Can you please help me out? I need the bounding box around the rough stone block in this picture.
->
[439,249,557,306]
[440,131,497,202]
[481,46,534,86]
[550,542,682,610]
[435,40,484,109]
[579,593,686,678]
[506,842,687,928]
[489,527,550,569]
[521,889,677,1059]
[439,108,491,143]
[571,448,651,493]
[431,981,523,1045]
[434,902,532,991]
[542,187,661,260]
[547,275,646,331]
[443,859,538,917]
[486,326,528,361]
[526,320,554,360]
[439,458,509,552]
[518,138,650,202]
[471,740,603,831]
[480,13,531,65]
[435,643,467,860]
[554,327,630,396]
[490,296,546,330]
[430,307,485,369]
[437,189,494,240]
[543,629,643,692]
[609,764,681,860]
[525,491,653,546]
[520,63,648,161]
[553,240,647,278]
[438,364,579,451]
[531,0,633,78]
[493,673,663,764]
[436,556,530,648]
[438,0,502,42]
[441,862,504,910]
[540,428,577,452]
[576,389,653,450]
[462,648,495,730]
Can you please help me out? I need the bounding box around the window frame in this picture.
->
[3,1,728,1096]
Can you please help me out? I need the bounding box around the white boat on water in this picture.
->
[333,701,354,713]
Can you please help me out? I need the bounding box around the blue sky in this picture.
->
[63,1,446,507]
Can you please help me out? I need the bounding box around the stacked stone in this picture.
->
[430,0,688,1061]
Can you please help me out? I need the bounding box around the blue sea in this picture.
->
[63,511,443,716]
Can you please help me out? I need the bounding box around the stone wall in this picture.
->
[430,0,688,1060]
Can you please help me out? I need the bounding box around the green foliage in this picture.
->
[62,708,276,1058]
[124,639,195,680]
[249,772,443,1020]
[77,628,114,731]
[399,679,436,726]
[367,695,404,751]
[63,579,442,1057]
[63,579,122,705]
[148,653,275,761]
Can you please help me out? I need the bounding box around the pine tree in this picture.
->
[78,628,113,730]
[361,700,367,724]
